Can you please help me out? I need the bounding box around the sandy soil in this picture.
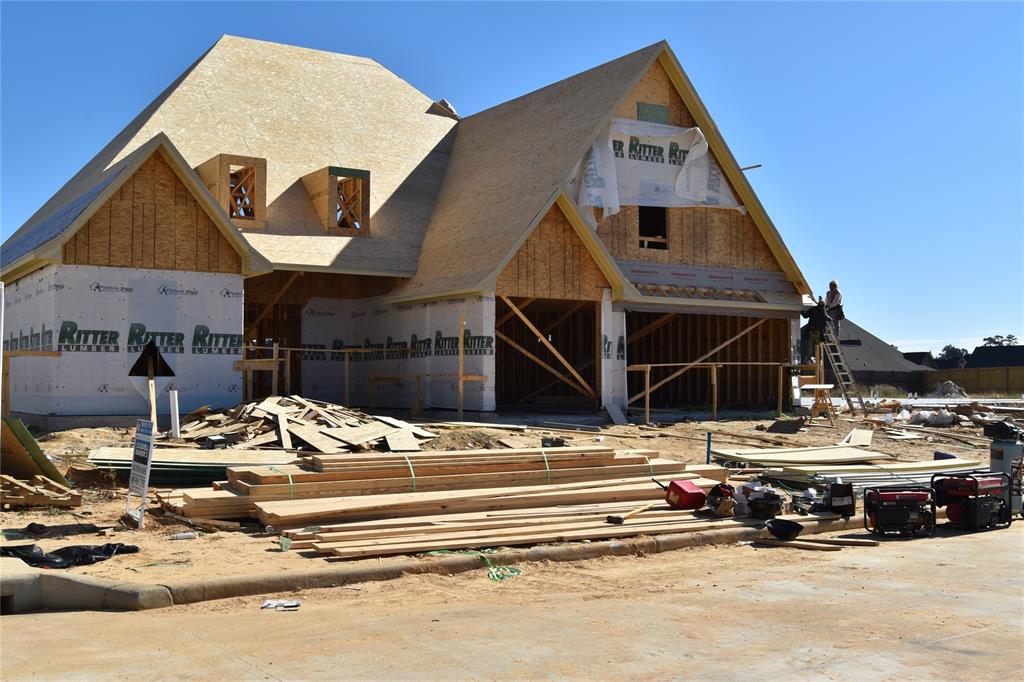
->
[1,415,989,585]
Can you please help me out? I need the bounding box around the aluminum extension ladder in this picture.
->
[821,323,866,416]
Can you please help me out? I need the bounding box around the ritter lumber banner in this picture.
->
[574,118,741,219]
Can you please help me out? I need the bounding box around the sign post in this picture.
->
[125,419,155,528]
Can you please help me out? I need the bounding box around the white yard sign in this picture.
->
[125,419,155,528]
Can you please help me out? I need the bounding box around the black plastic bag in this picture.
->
[0,542,139,569]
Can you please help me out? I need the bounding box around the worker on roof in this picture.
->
[826,280,844,337]
[801,298,831,364]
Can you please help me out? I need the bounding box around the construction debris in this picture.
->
[0,474,82,508]
[167,396,437,453]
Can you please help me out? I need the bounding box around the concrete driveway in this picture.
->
[2,525,1022,680]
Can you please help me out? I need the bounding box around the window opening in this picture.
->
[336,176,363,231]
[228,164,256,220]
[639,206,668,250]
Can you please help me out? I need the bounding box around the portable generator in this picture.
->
[931,472,1013,531]
[863,486,935,536]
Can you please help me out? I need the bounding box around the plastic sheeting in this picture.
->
[0,542,140,569]
[573,118,742,219]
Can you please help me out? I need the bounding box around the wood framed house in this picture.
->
[1,36,810,418]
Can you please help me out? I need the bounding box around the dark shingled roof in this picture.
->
[833,320,930,373]
[966,345,1024,368]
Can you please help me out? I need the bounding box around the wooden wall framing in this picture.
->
[62,153,242,274]
[626,312,790,408]
[495,297,599,406]
[496,204,609,301]
[244,271,401,309]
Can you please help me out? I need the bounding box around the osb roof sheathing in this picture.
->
[5,36,810,299]
[5,35,457,277]
[390,43,664,301]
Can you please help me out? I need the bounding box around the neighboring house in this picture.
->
[934,355,969,370]
[902,351,937,370]
[828,320,929,391]
[966,345,1024,368]
[1,36,811,417]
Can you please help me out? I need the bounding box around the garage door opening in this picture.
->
[626,312,791,411]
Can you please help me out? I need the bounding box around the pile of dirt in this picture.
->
[929,380,968,399]
[426,428,508,451]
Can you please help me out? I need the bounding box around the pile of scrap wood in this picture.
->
[169,395,436,452]
[156,445,726,527]
[1,474,81,508]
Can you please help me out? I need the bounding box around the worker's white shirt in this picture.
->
[826,290,842,307]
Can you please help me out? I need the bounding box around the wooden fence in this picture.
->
[924,367,1024,396]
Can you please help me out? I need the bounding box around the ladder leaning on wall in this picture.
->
[821,323,866,416]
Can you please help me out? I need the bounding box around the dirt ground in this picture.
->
[2,524,1021,680]
[0,416,991,584]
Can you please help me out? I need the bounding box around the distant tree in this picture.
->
[982,334,1018,346]
[938,345,968,361]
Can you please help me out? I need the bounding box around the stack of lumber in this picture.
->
[283,508,842,560]
[711,445,893,467]
[762,457,983,492]
[158,446,726,522]
[168,395,437,453]
[0,474,81,508]
[87,446,300,483]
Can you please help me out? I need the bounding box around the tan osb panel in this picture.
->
[12,35,457,276]
[496,204,610,301]
[62,153,241,274]
[596,206,782,273]
[614,59,696,128]
[393,44,663,300]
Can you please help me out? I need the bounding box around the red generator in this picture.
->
[931,473,1013,531]
[863,487,935,536]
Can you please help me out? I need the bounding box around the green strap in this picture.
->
[644,456,654,477]
[403,455,416,492]
[541,449,551,484]
[269,466,294,499]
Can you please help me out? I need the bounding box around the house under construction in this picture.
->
[1,36,811,419]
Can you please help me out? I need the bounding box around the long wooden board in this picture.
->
[326,513,843,560]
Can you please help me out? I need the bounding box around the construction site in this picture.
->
[1,31,1021,681]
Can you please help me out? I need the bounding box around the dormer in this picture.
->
[301,166,371,236]
[196,153,267,229]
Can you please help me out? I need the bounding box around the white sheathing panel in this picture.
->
[2,266,59,414]
[300,296,496,411]
[3,264,243,415]
[601,290,627,410]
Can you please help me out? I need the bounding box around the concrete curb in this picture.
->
[1,516,861,612]
[1,557,172,613]
[160,515,861,607]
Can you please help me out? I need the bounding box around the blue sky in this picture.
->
[2,1,1021,354]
